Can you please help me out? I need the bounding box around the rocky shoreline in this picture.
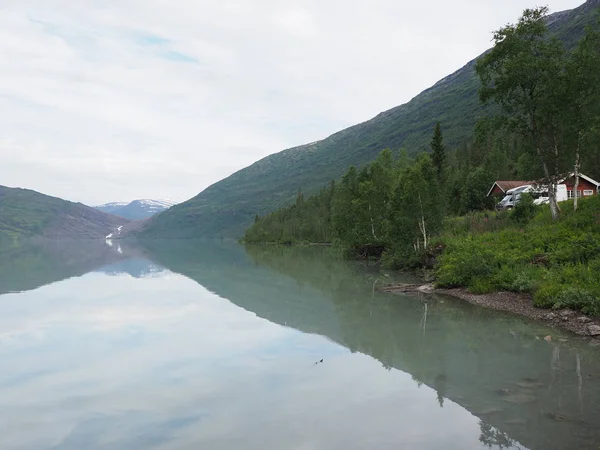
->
[381,283,600,339]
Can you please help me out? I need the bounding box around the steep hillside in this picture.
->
[0,186,129,240]
[142,0,600,239]
[96,199,176,220]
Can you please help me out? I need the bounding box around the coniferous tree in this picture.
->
[431,122,447,184]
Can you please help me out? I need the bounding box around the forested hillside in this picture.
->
[142,0,600,239]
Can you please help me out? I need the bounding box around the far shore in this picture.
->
[381,283,600,340]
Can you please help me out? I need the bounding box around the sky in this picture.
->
[0,0,586,206]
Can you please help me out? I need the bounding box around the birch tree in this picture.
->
[565,25,600,211]
[476,7,565,220]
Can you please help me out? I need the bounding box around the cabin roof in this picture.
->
[487,181,530,197]
[558,172,600,187]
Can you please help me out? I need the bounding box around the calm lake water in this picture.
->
[1,240,599,450]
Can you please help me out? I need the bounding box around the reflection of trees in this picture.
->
[239,245,600,450]
[479,422,517,449]
[6,240,600,450]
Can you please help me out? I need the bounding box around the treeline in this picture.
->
[245,7,600,266]
[244,134,519,262]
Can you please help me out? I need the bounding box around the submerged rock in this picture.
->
[496,388,514,396]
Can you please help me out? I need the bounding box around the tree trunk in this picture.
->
[553,136,562,214]
[535,145,560,220]
[417,194,428,250]
[368,204,378,240]
[574,133,582,211]
[548,183,560,220]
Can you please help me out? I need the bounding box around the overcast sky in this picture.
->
[0,0,586,205]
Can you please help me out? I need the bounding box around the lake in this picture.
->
[0,240,599,450]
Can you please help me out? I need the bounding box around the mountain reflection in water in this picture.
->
[0,240,598,450]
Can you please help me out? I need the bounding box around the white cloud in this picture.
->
[0,0,586,205]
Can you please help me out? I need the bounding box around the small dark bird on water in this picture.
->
[314,359,323,365]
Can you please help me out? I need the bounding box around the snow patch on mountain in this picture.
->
[95,199,177,220]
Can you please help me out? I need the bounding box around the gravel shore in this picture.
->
[381,283,600,339]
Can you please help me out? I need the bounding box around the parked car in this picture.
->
[496,184,568,211]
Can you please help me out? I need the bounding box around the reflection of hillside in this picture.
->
[139,240,346,338]
[3,240,599,450]
[98,258,167,278]
[0,240,146,295]
[144,242,600,450]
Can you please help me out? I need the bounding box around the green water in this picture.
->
[0,240,599,450]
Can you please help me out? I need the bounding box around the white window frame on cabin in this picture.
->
[583,189,594,196]
[568,190,583,199]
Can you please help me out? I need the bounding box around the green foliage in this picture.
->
[511,193,536,224]
[553,288,600,315]
[245,145,446,265]
[437,195,600,315]
[477,7,600,219]
[387,153,444,263]
[430,122,447,184]
[243,182,335,244]
[463,167,495,212]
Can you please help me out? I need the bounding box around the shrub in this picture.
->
[469,277,495,294]
[533,282,563,308]
[435,196,600,316]
[553,288,600,316]
[435,240,497,287]
[509,269,540,293]
[511,193,536,225]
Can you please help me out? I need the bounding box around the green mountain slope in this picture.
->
[142,0,600,239]
[0,186,128,240]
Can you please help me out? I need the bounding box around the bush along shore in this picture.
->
[381,194,600,337]
[243,8,600,334]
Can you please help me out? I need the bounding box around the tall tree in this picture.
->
[476,7,566,220]
[389,154,443,254]
[431,122,447,184]
[565,24,600,210]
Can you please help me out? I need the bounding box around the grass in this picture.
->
[435,196,600,316]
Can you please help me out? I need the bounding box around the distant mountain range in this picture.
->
[95,199,176,220]
[0,185,127,240]
[140,0,600,239]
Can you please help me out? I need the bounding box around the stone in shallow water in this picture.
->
[587,324,600,336]
[560,309,575,317]
[496,388,514,396]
